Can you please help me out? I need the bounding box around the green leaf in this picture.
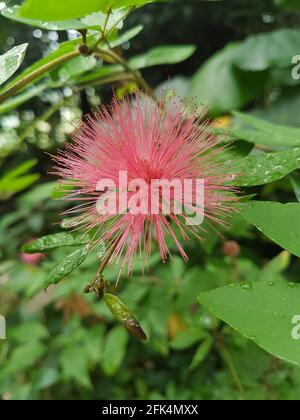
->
[234,111,300,142]
[189,43,267,116]
[18,181,57,205]
[248,87,300,129]
[218,111,300,148]
[240,201,300,257]
[104,293,147,340]
[0,35,95,96]
[4,341,46,374]
[10,322,49,343]
[170,328,208,350]
[54,56,97,81]
[77,44,196,85]
[22,232,90,253]
[233,29,300,71]
[2,174,40,194]
[18,0,109,20]
[109,24,144,48]
[102,326,128,376]
[262,250,291,278]
[231,148,300,187]
[198,282,300,367]
[4,159,37,179]
[290,174,300,202]
[2,5,94,30]
[129,45,196,69]
[33,368,59,390]
[0,159,39,197]
[189,336,213,370]
[108,0,162,9]
[46,246,90,287]
[0,44,28,86]
[18,0,159,21]
[216,127,298,149]
[76,65,122,85]
[60,346,91,388]
[274,0,300,11]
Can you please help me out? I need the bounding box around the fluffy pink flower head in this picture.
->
[54,94,236,275]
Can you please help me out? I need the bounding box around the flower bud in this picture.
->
[223,241,241,258]
[104,293,147,341]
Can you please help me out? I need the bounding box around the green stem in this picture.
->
[84,240,118,295]
[0,50,80,105]
[102,7,112,36]
[77,73,134,89]
[94,48,155,97]
[98,240,120,276]
[92,9,111,50]
[216,332,246,400]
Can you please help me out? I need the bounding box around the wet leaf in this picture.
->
[0,44,28,86]
[240,201,300,257]
[198,282,300,367]
[46,246,90,288]
[219,111,300,148]
[22,232,90,253]
[231,148,300,186]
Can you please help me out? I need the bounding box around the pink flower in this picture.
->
[53,94,237,275]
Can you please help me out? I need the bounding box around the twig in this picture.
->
[215,332,246,400]
[94,48,155,97]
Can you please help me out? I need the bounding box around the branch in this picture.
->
[94,48,155,98]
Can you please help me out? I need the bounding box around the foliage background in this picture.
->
[1,0,300,400]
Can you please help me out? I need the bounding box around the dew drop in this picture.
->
[240,283,253,291]
[265,281,274,287]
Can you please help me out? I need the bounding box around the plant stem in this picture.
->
[92,9,111,50]
[98,240,120,275]
[102,7,112,36]
[84,240,119,296]
[0,50,80,105]
[77,73,134,89]
[215,332,246,400]
[95,48,155,97]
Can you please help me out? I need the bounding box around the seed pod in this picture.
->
[104,293,147,341]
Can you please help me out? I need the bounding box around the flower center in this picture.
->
[138,158,164,183]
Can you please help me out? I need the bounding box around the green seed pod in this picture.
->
[104,293,147,341]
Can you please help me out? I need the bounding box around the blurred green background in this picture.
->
[1,0,300,400]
